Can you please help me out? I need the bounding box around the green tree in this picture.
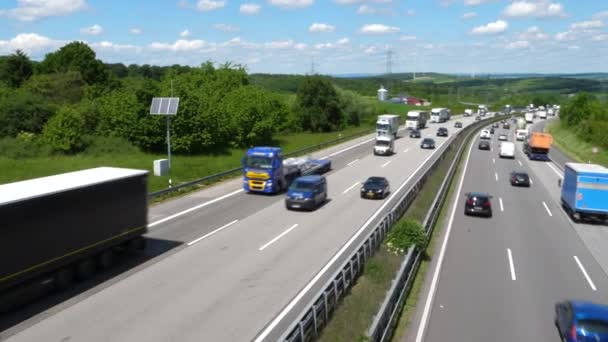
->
[39,42,110,85]
[22,71,86,104]
[294,76,343,132]
[560,93,600,127]
[0,50,33,87]
[338,89,374,126]
[42,106,86,153]
[221,85,288,147]
[0,88,54,137]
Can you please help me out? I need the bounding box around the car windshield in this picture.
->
[365,178,385,186]
[377,124,390,131]
[376,140,390,146]
[423,139,433,144]
[578,319,608,335]
[407,115,419,121]
[289,181,315,192]
[244,156,273,169]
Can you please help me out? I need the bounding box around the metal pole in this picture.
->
[167,116,172,187]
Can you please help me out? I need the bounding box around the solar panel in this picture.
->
[150,97,179,115]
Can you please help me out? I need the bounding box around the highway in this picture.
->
[4,115,483,341]
[416,119,608,342]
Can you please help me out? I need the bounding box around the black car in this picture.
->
[436,127,448,137]
[454,121,463,128]
[464,192,493,217]
[478,141,490,150]
[503,123,511,129]
[409,129,421,138]
[475,116,481,121]
[420,138,435,149]
[360,177,390,199]
[490,127,495,134]
[510,171,530,187]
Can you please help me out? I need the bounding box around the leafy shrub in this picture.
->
[0,135,52,159]
[385,219,427,254]
[42,106,86,153]
[83,135,140,156]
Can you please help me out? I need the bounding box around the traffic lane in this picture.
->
[518,145,608,280]
[5,123,461,342]
[424,138,528,342]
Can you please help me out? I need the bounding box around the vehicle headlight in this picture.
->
[376,189,383,193]
[361,188,366,192]
[303,197,311,201]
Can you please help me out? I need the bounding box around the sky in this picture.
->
[0,0,607,74]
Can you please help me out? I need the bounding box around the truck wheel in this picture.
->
[55,267,75,290]
[98,250,114,269]
[76,258,95,280]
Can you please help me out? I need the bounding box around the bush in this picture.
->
[294,76,343,132]
[83,135,141,156]
[42,106,87,153]
[0,135,53,159]
[385,219,427,254]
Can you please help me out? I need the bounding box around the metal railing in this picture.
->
[276,114,506,342]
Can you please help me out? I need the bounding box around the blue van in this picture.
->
[285,175,327,211]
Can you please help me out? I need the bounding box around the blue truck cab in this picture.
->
[285,175,327,211]
[242,147,288,194]
[561,163,608,223]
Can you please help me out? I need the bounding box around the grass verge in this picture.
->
[547,120,608,166]
[0,125,372,193]
[317,128,463,342]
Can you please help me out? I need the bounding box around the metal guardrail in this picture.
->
[277,115,506,342]
[148,128,374,199]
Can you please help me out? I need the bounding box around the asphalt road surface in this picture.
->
[416,119,608,342]
[4,115,486,342]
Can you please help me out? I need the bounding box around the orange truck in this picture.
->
[524,132,553,161]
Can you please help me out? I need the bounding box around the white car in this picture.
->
[498,134,508,141]
[480,130,491,139]
[516,130,527,141]
[499,142,515,158]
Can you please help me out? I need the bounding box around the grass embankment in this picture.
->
[547,120,608,166]
[0,125,372,192]
[317,128,462,342]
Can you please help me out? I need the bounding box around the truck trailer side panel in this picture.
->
[0,174,148,293]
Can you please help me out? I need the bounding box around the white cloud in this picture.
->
[364,46,377,54]
[462,12,477,19]
[360,24,400,34]
[357,5,374,14]
[471,20,508,35]
[555,31,575,41]
[130,27,142,35]
[567,45,580,50]
[309,23,336,33]
[92,41,141,53]
[593,11,608,20]
[593,34,608,41]
[240,3,261,14]
[264,40,295,49]
[267,0,314,9]
[464,0,494,5]
[506,40,531,49]
[180,29,190,37]
[519,26,549,40]
[503,1,566,18]
[0,33,65,55]
[334,0,363,4]
[196,0,225,11]
[0,0,87,21]
[405,9,415,16]
[400,35,417,41]
[337,37,350,45]
[294,43,308,50]
[356,4,395,16]
[570,20,604,30]
[214,24,240,32]
[80,24,103,35]
[149,39,207,51]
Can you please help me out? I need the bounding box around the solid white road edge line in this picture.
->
[547,162,564,178]
[542,201,553,217]
[518,160,523,167]
[492,158,495,164]
[187,220,239,246]
[403,148,410,153]
[382,160,392,168]
[254,132,456,342]
[347,159,360,166]
[507,248,516,281]
[259,224,299,251]
[499,198,504,212]
[574,256,597,291]
[342,182,360,194]
[495,173,499,182]
[149,189,244,227]
[414,136,475,342]
[530,178,534,185]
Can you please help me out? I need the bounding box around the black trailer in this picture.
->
[0,167,148,311]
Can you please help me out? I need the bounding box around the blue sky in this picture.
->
[1,0,607,74]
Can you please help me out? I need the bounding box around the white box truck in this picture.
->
[430,108,449,123]
[376,114,400,138]
[464,109,474,117]
[538,111,547,119]
[405,111,429,130]
[525,112,534,124]
[373,135,395,156]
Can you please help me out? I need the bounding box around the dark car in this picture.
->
[555,301,608,342]
[360,177,390,199]
[436,127,448,137]
[478,141,491,150]
[420,138,435,149]
[503,123,511,129]
[475,116,481,121]
[409,129,421,138]
[510,171,530,187]
[285,175,327,210]
[454,121,463,128]
[490,127,495,134]
[492,123,499,128]
[464,192,493,217]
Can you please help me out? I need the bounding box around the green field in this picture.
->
[0,125,373,192]
[548,120,608,166]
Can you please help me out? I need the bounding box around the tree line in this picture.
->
[559,93,608,149]
[0,42,375,156]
